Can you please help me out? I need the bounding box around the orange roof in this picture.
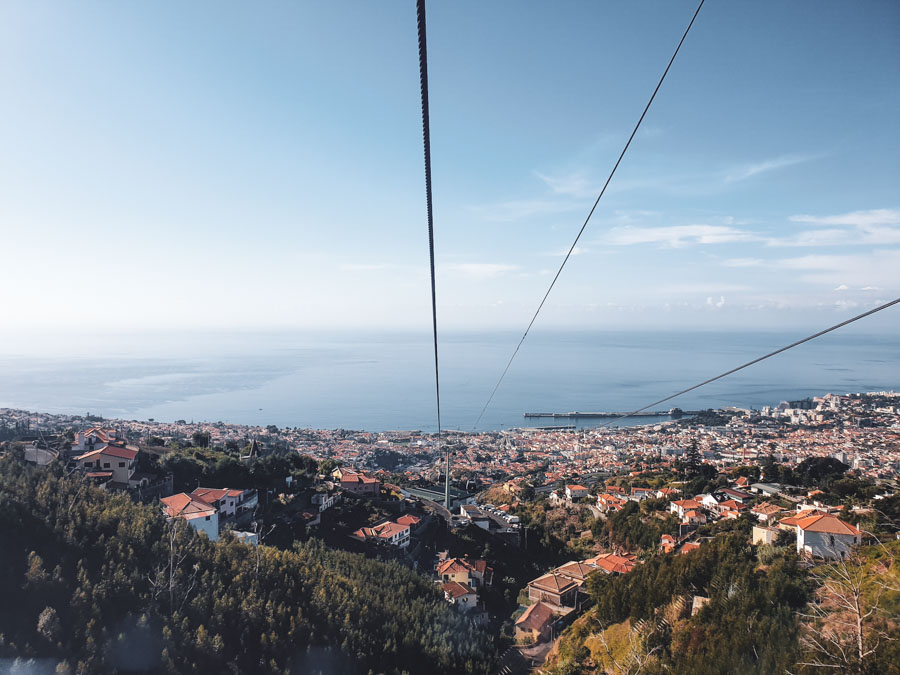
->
[437,557,474,576]
[567,484,587,491]
[530,573,577,594]
[588,553,637,574]
[75,445,138,461]
[555,561,595,581]
[752,502,782,515]
[779,508,827,527]
[191,487,229,503]
[442,581,475,599]
[396,514,421,527]
[371,521,408,539]
[795,513,861,536]
[516,601,555,630]
[161,493,216,520]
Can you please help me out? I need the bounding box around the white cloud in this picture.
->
[774,249,900,288]
[725,154,816,183]
[833,284,849,291]
[767,227,900,248]
[441,263,520,280]
[789,209,900,228]
[705,296,726,309]
[607,224,759,248]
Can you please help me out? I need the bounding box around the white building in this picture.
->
[311,491,342,512]
[190,487,258,519]
[160,493,219,541]
[795,513,861,559]
[73,445,139,485]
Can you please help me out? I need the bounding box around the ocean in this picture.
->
[0,329,897,432]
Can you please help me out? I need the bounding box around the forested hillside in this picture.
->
[546,533,900,675]
[0,454,495,674]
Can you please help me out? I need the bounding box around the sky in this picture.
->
[1,0,898,337]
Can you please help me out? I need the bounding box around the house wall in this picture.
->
[187,512,219,541]
[798,529,857,559]
[79,455,134,483]
[452,593,478,611]
[528,585,575,607]
[752,526,779,546]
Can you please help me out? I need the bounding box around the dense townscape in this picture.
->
[1,390,898,674]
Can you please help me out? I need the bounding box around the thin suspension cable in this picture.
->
[473,0,706,430]
[416,0,447,506]
[600,296,900,428]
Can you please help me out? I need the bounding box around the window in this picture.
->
[84,462,93,468]
[205,516,210,521]
[119,462,125,467]
[103,462,110,468]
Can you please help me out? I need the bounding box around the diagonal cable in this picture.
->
[473,0,706,429]
[600,296,900,427]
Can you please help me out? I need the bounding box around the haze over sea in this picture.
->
[0,329,897,433]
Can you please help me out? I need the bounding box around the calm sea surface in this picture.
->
[0,330,897,432]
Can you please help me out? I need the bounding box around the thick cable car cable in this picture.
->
[415,0,450,508]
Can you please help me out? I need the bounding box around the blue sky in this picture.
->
[1,0,898,335]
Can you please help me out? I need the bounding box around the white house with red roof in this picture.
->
[350,519,410,547]
[160,493,219,540]
[597,493,626,513]
[190,487,257,519]
[795,513,861,559]
[441,581,478,611]
[436,556,494,588]
[565,484,589,501]
[74,445,139,485]
[670,498,702,519]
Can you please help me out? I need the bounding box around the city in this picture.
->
[2,390,898,672]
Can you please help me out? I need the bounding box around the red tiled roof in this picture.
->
[779,509,827,527]
[588,553,637,574]
[161,493,216,520]
[516,601,555,631]
[437,558,473,576]
[74,445,138,461]
[795,513,861,536]
[555,561,595,581]
[442,581,475,599]
[530,573,576,594]
[191,488,229,503]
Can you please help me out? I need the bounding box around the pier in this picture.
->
[523,407,697,419]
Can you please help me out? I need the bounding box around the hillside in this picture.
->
[0,453,495,674]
